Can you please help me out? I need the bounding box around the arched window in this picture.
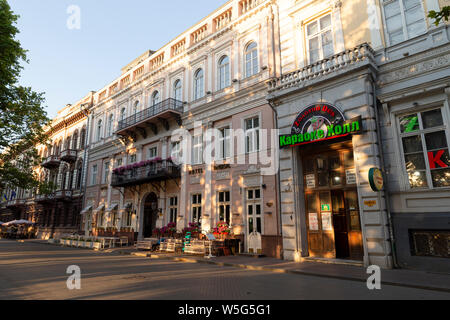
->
[65,136,71,151]
[97,119,103,142]
[151,91,160,106]
[194,69,204,100]
[174,80,182,101]
[76,161,83,190]
[72,130,78,150]
[120,108,126,122]
[245,42,258,78]
[133,101,140,114]
[107,114,114,137]
[218,56,230,90]
[80,128,86,149]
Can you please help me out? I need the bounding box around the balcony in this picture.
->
[60,149,77,163]
[55,190,73,201]
[6,199,25,208]
[35,193,56,204]
[41,155,61,169]
[116,98,183,138]
[111,159,181,188]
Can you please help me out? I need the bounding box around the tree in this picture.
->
[428,6,450,26]
[0,0,50,193]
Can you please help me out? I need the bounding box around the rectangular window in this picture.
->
[191,194,202,224]
[245,117,260,153]
[91,165,98,186]
[217,191,231,225]
[148,147,158,159]
[382,0,427,46]
[130,154,137,164]
[192,135,203,165]
[306,14,334,64]
[171,141,182,162]
[103,162,110,184]
[116,158,123,168]
[398,108,450,189]
[217,126,231,160]
[169,196,178,223]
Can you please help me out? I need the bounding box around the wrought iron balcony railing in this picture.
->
[116,98,183,135]
[111,159,181,188]
[41,155,61,169]
[60,149,77,163]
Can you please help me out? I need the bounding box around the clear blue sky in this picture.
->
[9,0,227,118]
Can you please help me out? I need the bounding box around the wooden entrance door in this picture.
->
[302,145,363,261]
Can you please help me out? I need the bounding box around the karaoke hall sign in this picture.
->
[279,103,362,148]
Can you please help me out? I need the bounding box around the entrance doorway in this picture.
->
[302,143,363,261]
[143,193,158,238]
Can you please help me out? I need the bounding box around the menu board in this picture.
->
[309,213,319,231]
[321,212,333,231]
[346,169,357,185]
[306,174,316,189]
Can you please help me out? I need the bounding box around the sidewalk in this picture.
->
[114,247,450,293]
[14,239,450,293]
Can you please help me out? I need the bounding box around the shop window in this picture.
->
[217,191,231,225]
[398,108,450,189]
[306,14,334,64]
[169,197,178,223]
[410,230,450,258]
[191,194,202,224]
[381,0,427,46]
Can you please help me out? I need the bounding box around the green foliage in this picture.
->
[428,6,450,26]
[0,0,50,191]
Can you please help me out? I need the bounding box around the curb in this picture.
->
[121,250,450,294]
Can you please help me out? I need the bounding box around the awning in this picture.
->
[106,204,119,213]
[3,220,34,226]
[93,204,105,213]
[80,205,92,215]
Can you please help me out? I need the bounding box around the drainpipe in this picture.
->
[371,78,399,269]
[80,104,91,236]
[268,100,285,258]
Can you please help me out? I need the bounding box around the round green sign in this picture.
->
[369,168,384,192]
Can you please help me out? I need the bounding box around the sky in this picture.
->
[9,0,228,118]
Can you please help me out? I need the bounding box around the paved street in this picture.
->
[0,240,449,300]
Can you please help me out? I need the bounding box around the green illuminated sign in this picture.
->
[280,116,362,149]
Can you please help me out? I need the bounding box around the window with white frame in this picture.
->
[245,117,260,153]
[133,101,140,114]
[169,196,178,223]
[245,42,259,78]
[194,68,204,100]
[120,108,126,122]
[218,56,230,90]
[107,114,114,137]
[382,0,427,46]
[398,107,450,189]
[217,191,231,225]
[192,135,203,165]
[91,165,98,186]
[130,154,137,164]
[217,126,231,160]
[116,158,123,168]
[148,147,157,159]
[103,161,110,184]
[96,119,103,142]
[306,14,334,64]
[151,91,160,106]
[174,80,182,101]
[247,188,262,234]
[171,141,182,162]
[191,194,202,224]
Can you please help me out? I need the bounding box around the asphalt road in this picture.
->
[0,239,449,300]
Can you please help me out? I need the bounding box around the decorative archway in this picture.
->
[143,192,158,238]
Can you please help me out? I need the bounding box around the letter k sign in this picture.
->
[428,150,449,169]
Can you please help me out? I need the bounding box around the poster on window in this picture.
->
[321,212,333,231]
[309,213,319,231]
[346,169,356,185]
[306,174,316,189]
